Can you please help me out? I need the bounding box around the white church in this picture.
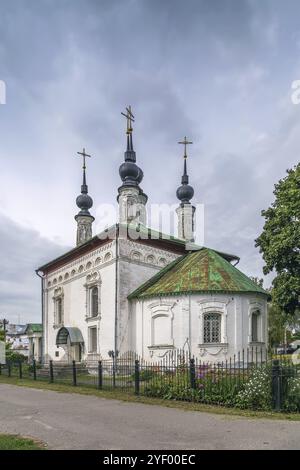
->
[37,107,268,364]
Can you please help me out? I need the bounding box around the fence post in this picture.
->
[190,358,196,389]
[33,359,37,380]
[19,361,22,379]
[49,360,54,383]
[8,361,11,377]
[272,359,281,411]
[98,361,103,390]
[72,360,77,386]
[135,359,140,395]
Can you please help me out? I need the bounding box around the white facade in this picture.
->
[42,232,268,364]
[42,235,180,363]
[131,293,268,362]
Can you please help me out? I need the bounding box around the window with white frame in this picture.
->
[90,286,99,317]
[53,288,64,327]
[56,298,63,325]
[89,327,97,353]
[85,273,101,319]
[251,310,259,342]
[203,312,221,344]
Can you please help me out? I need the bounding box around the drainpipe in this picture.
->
[114,224,119,360]
[35,270,44,364]
[189,294,192,356]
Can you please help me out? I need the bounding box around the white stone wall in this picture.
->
[131,293,268,363]
[43,237,180,362]
[117,238,180,355]
[43,241,116,362]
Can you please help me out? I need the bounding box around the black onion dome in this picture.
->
[119,161,140,182]
[176,155,194,204]
[76,193,93,213]
[75,162,94,218]
[176,184,194,203]
[119,131,144,187]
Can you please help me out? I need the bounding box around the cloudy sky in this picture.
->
[0,0,299,323]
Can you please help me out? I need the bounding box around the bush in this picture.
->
[139,369,157,382]
[5,351,27,363]
[234,366,272,410]
[143,367,243,406]
[283,376,300,412]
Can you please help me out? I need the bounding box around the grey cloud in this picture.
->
[0,213,69,323]
[0,0,300,314]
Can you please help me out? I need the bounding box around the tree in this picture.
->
[255,163,300,315]
[268,302,293,347]
[249,277,264,288]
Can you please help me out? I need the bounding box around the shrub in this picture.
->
[283,376,300,412]
[5,351,27,363]
[234,366,272,410]
[143,367,243,406]
[138,369,157,382]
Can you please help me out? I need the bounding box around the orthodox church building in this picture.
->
[37,107,268,364]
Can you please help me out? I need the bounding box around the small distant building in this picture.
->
[6,324,29,357]
[24,324,43,362]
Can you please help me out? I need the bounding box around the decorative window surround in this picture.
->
[197,299,229,345]
[85,314,101,323]
[84,271,102,321]
[148,301,176,348]
[52,287,64,329]
[248,300,264,344]
[198,343,229,357]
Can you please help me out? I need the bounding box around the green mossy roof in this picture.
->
[25,323,43,333]
[128,248,268,299]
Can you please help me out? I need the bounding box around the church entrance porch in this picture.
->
[56,327,84,364]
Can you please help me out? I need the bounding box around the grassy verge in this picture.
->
[0,434,45,450]
[0,375,299,421]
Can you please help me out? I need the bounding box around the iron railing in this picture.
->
[1,347,299,412]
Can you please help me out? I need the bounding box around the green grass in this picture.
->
[0,434,45,450]
[0,375,300,421]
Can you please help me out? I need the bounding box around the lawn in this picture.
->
[0,434,44,450]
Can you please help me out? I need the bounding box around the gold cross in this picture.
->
[178,136,193,158]
[121,105,135,134]
[77,148,92,169]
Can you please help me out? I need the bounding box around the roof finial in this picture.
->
[121,105,136,162]
[178,136,193,159]
[178,136,193,184]
[121,105,135,135]
[75,148,93,215]
[176,136,194,204]
[77,148,92,194]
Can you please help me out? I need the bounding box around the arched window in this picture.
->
[56,298,63,325]
[252,311,259,342]
[203,313,221,344]
[91,286,99,317]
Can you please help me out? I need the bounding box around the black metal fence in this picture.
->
[1,348,299,412]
